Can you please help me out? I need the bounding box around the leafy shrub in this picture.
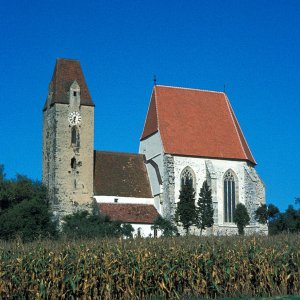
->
[62,210,134,239]
[233,203,250,235]
[152,215,178,237]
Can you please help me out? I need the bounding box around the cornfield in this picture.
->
[0,234,299,299]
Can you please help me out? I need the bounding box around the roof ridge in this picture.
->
[140,87,160,141]
[140,88,156,140]
[56,57,80,62]
[224,94,256,164]
[100,203,156,207]
[224,95,247,159]
[95,150,143,157]
[156,84,224,94]
[154,86,165,153]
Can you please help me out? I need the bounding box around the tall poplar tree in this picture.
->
[196,180,214,236]
[176,181,196,234]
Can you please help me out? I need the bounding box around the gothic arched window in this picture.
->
[224,170,238,223]
[180,167,196,189]
[71,126,80,148]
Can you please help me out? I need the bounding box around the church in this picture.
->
[42,58,267,236]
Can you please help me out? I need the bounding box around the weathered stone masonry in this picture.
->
[162,154,175,220]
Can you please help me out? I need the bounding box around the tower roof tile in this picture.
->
[43,58,94,110]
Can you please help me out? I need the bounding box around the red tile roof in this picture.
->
[94,151,153,198]
[141,85,256,164]
[43,58,94,110]
[98,203,159,224]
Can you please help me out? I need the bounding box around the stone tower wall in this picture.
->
[42,103,94,220]
[162,154,175,220]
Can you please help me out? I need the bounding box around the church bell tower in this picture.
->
[42,58,94,220]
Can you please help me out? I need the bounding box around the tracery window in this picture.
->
[224,170,237,223]
[180,167,195,189]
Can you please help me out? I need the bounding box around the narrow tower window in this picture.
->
[224,170,237,223]
[71,126,80,148]
[71,157,76,170]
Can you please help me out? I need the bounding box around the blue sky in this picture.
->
[0,0,299,212]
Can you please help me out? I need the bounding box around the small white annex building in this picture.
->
[93,151,159,237]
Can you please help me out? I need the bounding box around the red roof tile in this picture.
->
[94,151,153,198]
[43,58,94,110]
[141,85,256,164]
[141,92,158,139]
[98,203,159,224]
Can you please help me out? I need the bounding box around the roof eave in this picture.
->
[164,151,257,166]
[140,130,159,141]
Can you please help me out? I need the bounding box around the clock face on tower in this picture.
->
[68,111,82,125]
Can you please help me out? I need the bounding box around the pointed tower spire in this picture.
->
[43,58,94,110]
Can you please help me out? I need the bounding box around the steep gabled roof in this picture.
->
[141,85,256,165]
[43,58,94,110]
[94,151,153,198]
[98,203,159,224]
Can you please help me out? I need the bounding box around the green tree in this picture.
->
[62,210,134,239]
[233,203,250,235]
[0,164,8,211]
[0,171,48,211]
[0,164,5,182]
[195,180,214,236]
[176,182,196,234]
[0,166,56,241]
[255,203,279,225]
[120,223,135,238]
[269,213,285,235]
[152,215,178,237]
[0,198,57,241]
[268,205,300,235]
[284,205,300,233]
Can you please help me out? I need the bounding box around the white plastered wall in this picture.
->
[139,132,164,213]
[94,197,161,238]
[94,196,153,204]
[173,156,264,231]
[131,224,161,238]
